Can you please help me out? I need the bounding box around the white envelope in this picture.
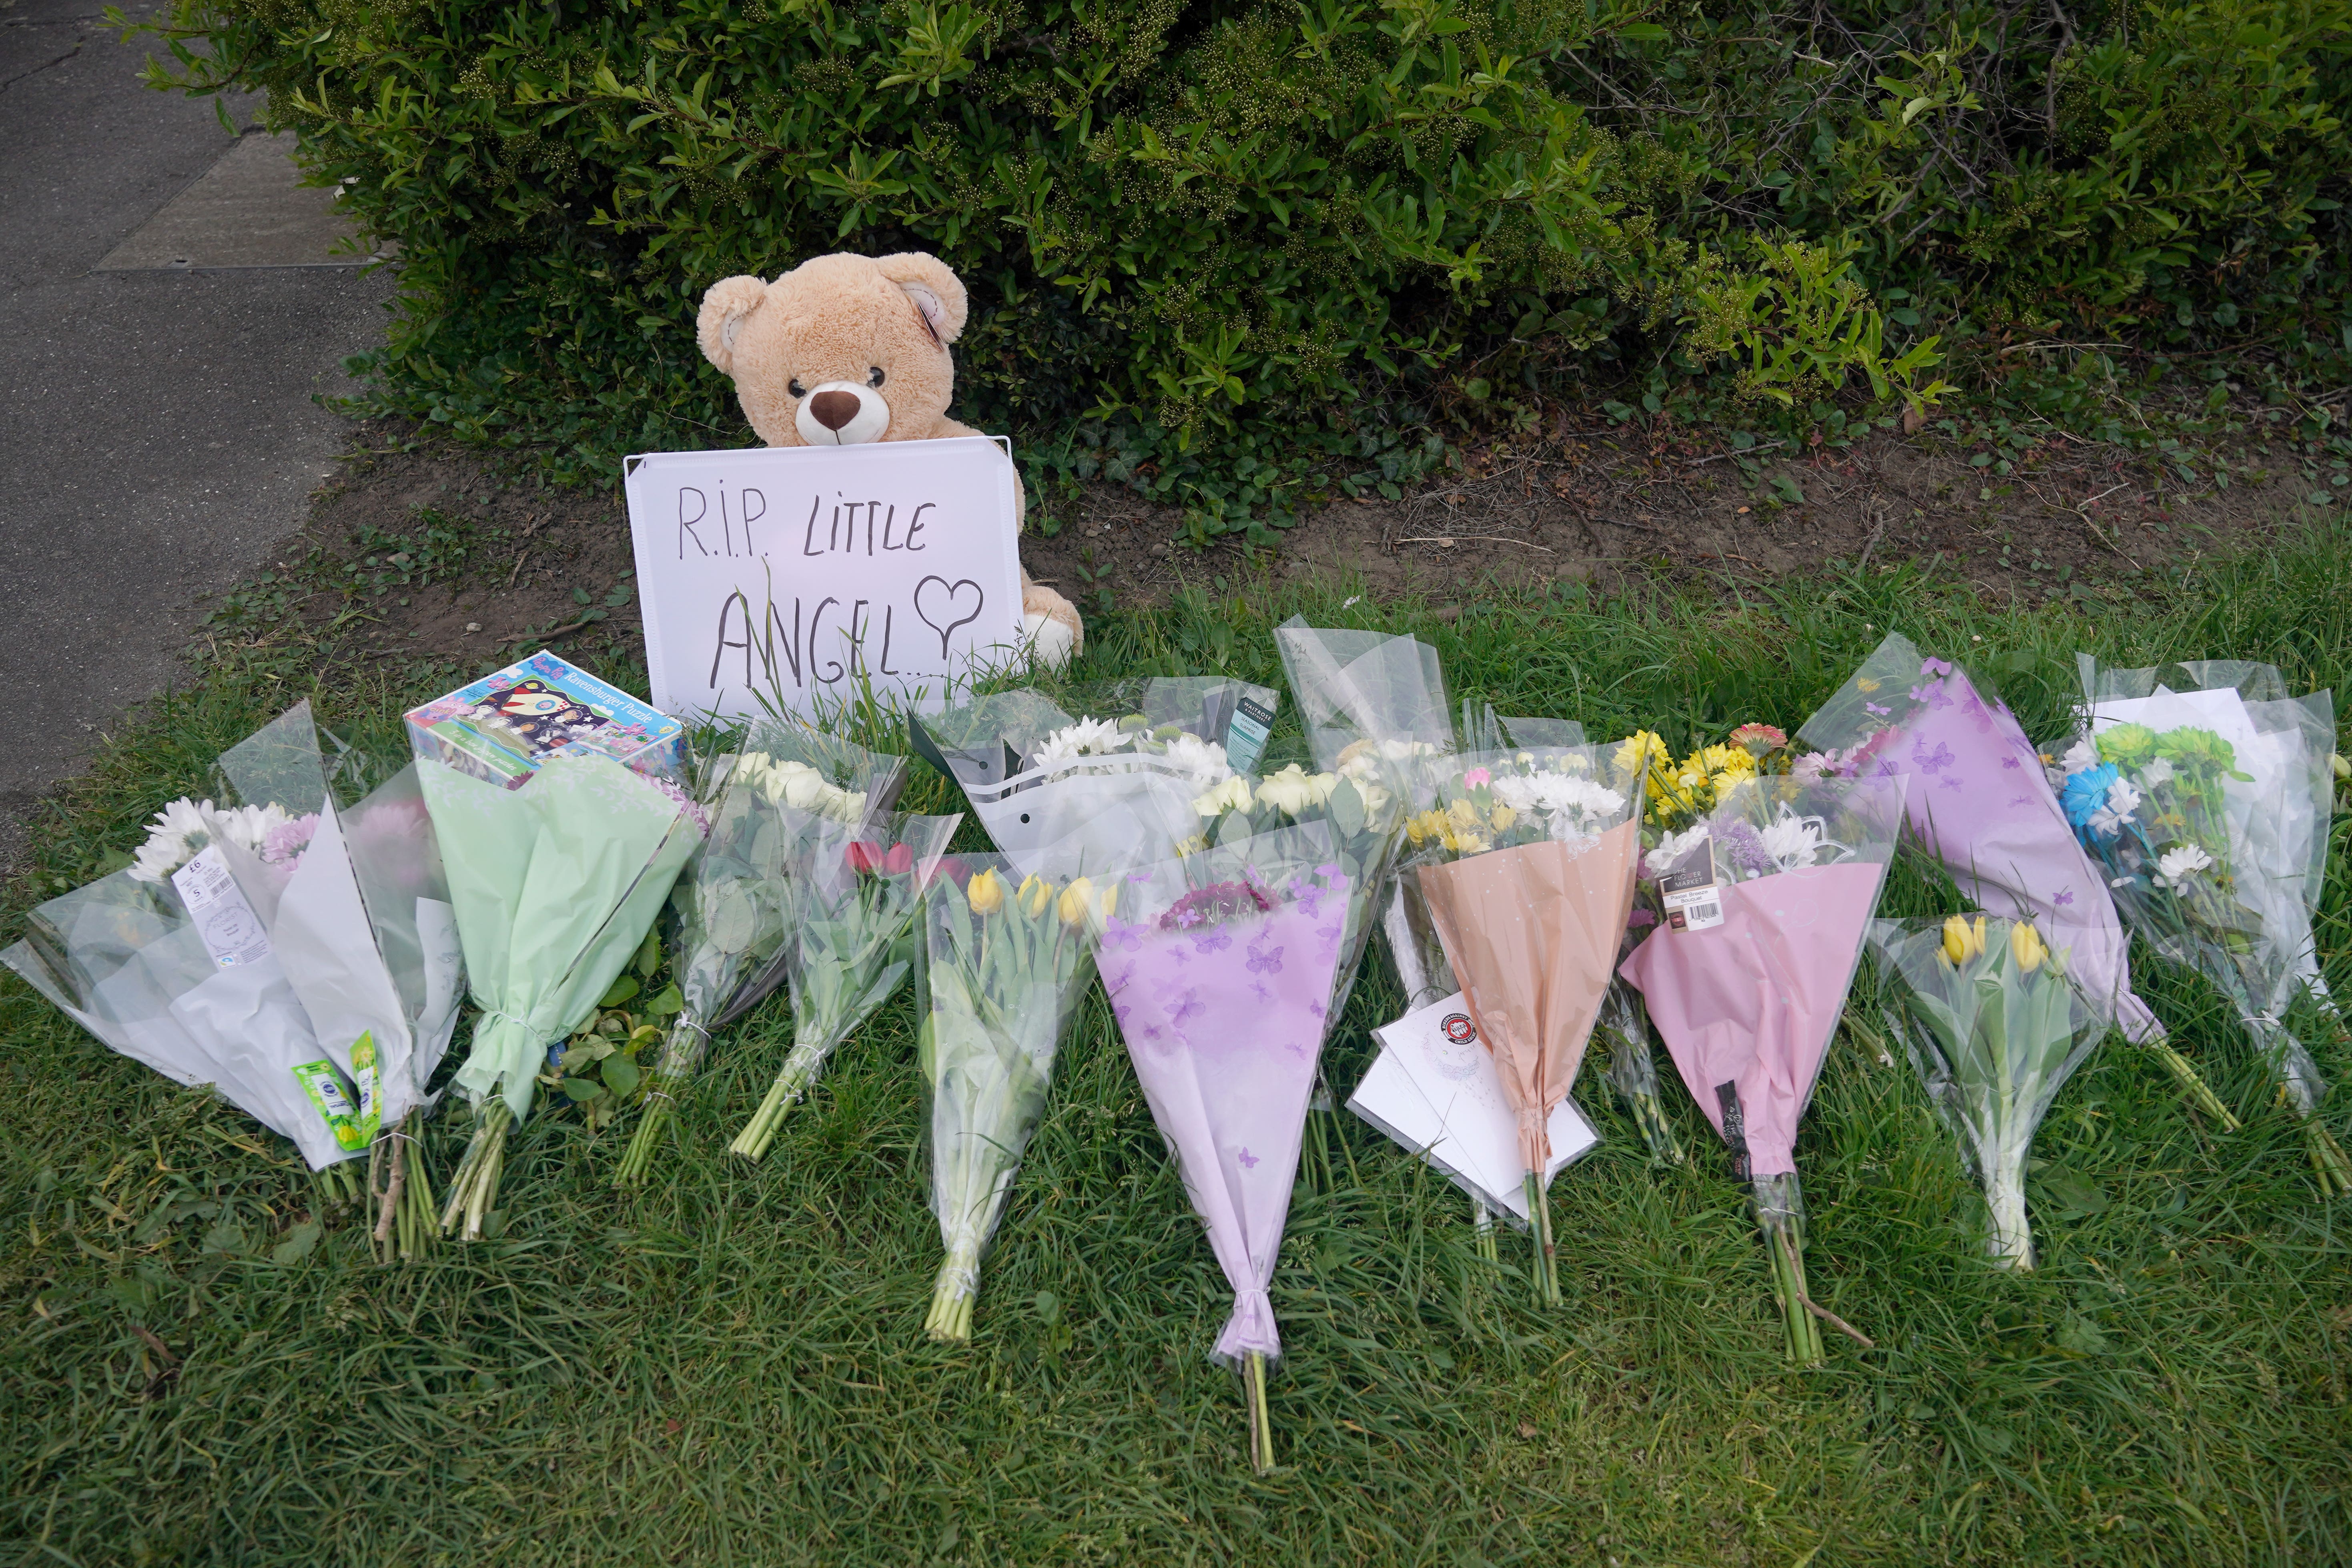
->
[1347,991,1599,1224]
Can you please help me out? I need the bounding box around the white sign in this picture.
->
[624,436,1026,721]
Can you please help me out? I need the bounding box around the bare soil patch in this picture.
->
[214,411,2346,683]
[1022,415,2344,616]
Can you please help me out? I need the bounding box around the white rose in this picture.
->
[1254,764,1329,817]
[1193,774,1253,818]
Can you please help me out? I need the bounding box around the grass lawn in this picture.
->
[4,536,2350,1566]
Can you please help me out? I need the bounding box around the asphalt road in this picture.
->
[0,0,392,869]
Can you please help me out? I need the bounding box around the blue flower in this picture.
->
[2060,764,2119,828]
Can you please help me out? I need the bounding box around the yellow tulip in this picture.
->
[1100,884,1118,921]
[1941,915,1987,966]
[1019,875,1050,919]
[966,869,1005,915]
[2010,921,2045,973]
[1057,877,1095,927]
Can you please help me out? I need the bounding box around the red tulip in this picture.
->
[883,842,914,876]
[846,842,878,874]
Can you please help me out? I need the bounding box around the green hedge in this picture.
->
[130,0,2352,516]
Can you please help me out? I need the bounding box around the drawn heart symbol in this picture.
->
[912,575,985,658]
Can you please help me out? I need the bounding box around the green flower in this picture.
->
[2150,725,2247,779]
[2095,723,2160,768]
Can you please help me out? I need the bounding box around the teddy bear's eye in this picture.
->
[868,367,885,388]
[787,379,805,399]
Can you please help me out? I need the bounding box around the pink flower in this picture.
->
[1463,767,1491,788]
[261,813,319,865]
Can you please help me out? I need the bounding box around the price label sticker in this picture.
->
[170,845,274,968]
[1658,832,1725,933]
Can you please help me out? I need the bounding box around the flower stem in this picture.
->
[615,1073,683,1187]
[1524,1171,1560,1307]
[924,1233,984,1342]
[2143,1039,2241,1131]
[1470,1199,1498,1264]
[728,1062,808,1162]
[1243,1351,1275,1474]
[2302,1111,2352,1199]
[437,1101,512,1241]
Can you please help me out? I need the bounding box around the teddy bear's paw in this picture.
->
[1021,611,1078,672]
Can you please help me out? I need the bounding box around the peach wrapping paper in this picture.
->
[1416,818,1640,1173]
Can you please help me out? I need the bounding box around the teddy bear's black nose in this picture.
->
[809,390,862,431]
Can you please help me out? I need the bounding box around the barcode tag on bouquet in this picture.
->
[170,846,275,968]
[1225,695,1275,775]
[1658,833,1725,932]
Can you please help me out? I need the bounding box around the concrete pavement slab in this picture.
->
[96,130,389,271]
[0,0,395,870]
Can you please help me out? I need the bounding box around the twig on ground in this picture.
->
[1395,535,1555,552]
[1776,1231,1875,1349]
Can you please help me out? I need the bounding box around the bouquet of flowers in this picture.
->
[1618,774,1906,1364]
[4,705,465,1246]
[2059,656,2350,1193]
[1797,634,2184,1069]
[1602,723,1801,1170]
[1400,744,1644,1301]
[913,678,1273,880]
[729,810,961,1161]
[915,856,1111,1339]
[1869,915,2106,1267]
[193,704,464,1259]
[1184,750,1406,1060]
[1094,823,1350,1473]
[615,726,904,1184]
[1272,622,1455,1009]
[419,742,707,1239]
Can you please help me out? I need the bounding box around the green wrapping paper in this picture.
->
[420,754,704,1235]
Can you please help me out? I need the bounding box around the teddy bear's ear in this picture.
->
[697,275,771,375]
[873,252,969,346]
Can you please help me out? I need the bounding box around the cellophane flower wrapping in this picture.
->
[914,855,1108,1339]
[4,704,465,1199]
[914,677,1275,882]
[1401,744,1643,1298]
[1618,774,1907,1361]
[419,748,706,1235]
[2061,656,2348,1189]
[619,725,905,1182]
[1869,916,2106,1268]
[728,810,961,1160]
[1095,822,1349,1367]
[1273,620,1457,1011]
[1799,632,2164,1042]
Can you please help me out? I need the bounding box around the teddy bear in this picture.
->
[695,251,1083,668]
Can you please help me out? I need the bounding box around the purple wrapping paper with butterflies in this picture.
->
[1797,633,2162,1042]
[1093,823,1348,1365]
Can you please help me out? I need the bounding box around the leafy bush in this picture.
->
[126,0,2352,518]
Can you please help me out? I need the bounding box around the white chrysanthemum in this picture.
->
[1032,718,1130,769]
[127,798,289,882]
[2105,776,2142,817]
[2060,737,2101,775]
[2154,844,2214,888]
[2139,758,2175,788]
[1158,731,1232,790]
